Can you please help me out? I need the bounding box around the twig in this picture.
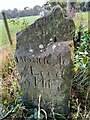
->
[51,103,56,120]
[76,98,81,120]
[54,113,67,120]
[86,111,90,119]
[0,110,12,120]
[84,87,90,118]
[41,109,47,120]
[38,94,41,120]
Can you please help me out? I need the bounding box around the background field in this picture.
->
[0,16,40,46]
[0,12,88,46]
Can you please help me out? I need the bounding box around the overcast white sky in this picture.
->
[0,0,47,11]
[0,0,88,11]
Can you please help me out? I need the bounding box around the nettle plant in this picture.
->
[74,26,90,71]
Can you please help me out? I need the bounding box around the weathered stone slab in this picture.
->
[15,5,75,115]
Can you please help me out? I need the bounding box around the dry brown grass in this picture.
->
[0,44,20,102]
[0,47,12,64]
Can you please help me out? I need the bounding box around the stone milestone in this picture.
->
[15,5,75,115]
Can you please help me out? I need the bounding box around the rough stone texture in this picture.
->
[15,5,75,115]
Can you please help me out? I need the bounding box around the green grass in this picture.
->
[0,16,40,45]
[74,12,88,30]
